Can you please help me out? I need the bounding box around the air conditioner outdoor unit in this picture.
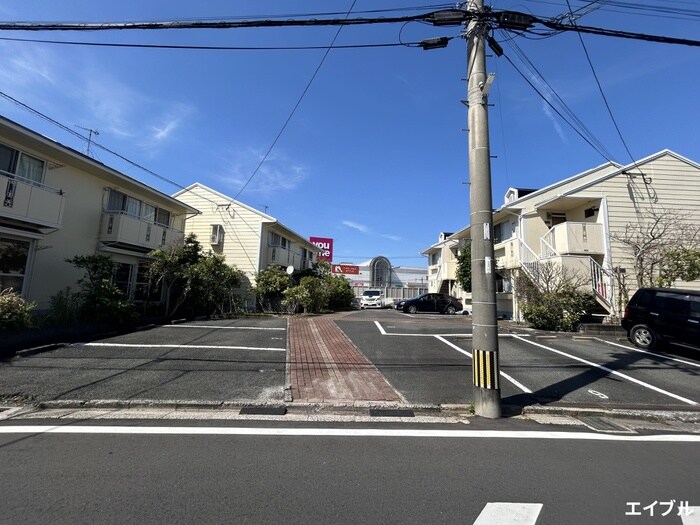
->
[210,224,224,245]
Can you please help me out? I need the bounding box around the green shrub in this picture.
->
[0,288,36,331]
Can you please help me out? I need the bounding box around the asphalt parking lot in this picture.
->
[0,318,288,404]
[1,309,699,412]
[340,309,700,410]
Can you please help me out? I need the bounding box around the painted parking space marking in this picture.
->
[513,335,698,406]
[81,343,285,352]
[373,321,530,339]
[435,336,532,394]
[597,338,700,369]
[164,325,285,331]
[473,502,543,525]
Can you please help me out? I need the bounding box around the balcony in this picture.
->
[0,173,64,231]
[495,237,520,269]
[541,222,604,256]
[99,211,183,252]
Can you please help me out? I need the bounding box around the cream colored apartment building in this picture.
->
[0,116,197,311]
[424,150,700,320]
[173,183,318,297]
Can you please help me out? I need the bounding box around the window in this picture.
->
[493,223,502,244]
[155,208,170,227]
[0,143,45,185]
[107,190,127,212]
[142,204,156,223]
[269,232,282,246]
[656,292,690,316]
[113,263,133,296]
[0,237,30,293]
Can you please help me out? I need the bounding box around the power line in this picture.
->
[564,0,641,171]
[0,13,437,31]
[231,0,358,201]
[0,35,427,51]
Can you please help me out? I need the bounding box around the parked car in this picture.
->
[396,293,463,315]
[360,290,392,309]
[621,287,700,350]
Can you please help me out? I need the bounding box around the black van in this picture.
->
[621,288,700,350]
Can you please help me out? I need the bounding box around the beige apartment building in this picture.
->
[0,116,197,311]
[173,183,318,300]
[424,150,700,320]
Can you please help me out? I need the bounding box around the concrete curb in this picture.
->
[522,404,700,423]
[15,343,66,357]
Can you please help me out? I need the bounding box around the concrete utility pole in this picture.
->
[465,0,501,418]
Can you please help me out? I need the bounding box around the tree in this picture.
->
[64,254,136,323]
[455,243,472,293]
[186,255,244,316]
[148,234,244,317]
[515,262,596,331]
[611,207,700,295]
[148,234,203,317]
[658,248,700,288]
[325,274,354,311]
[254,266,293,313]
[283,276,329,314]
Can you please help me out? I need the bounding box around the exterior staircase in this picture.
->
[518,237,615,314]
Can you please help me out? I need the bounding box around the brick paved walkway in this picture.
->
[288,313,404,404]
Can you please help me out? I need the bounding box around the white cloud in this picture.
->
[342,220,370,234]
[217,147,307,195]
[542,102,567,143]
[0,42,191,151]
[381,234,402,241]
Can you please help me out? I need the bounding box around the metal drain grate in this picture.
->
[239,406,287,416]
[578,416,634,433]
[369,408,415,418]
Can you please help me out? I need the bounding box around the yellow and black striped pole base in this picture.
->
[473,349,499,390]
[473,349,501,418]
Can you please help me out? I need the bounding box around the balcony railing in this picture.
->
[0,172,64,230]
[99,211,183,251]
[541,222,604,256]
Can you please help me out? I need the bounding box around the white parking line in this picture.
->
[435,336,532,394]
[512,335,698,406]
[473,502,543,525]
[373,321,530,339]
[597,338,700,369]
[0,425,698,441]
[81,343,285,352]
[164,325,285,331]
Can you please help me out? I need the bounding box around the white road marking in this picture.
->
[473,502,543,525]
[587,389,609,400]
[435,336,532,394]
[681,507,700,525]
[164,325,285,331]
[0,426,699,441]
[597,338,700,369]
[81,343,285,352]
[373,321,530,339]
[512,335,698,406]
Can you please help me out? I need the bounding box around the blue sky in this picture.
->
[0,1,698,267]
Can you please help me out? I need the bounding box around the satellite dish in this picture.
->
[286,265,294,275]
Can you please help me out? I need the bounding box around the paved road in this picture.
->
[0,418,698,524]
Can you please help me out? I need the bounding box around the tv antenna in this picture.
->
[75,125,100,157]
